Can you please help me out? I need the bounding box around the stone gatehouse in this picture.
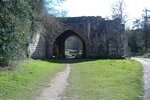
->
[28,16,127,58]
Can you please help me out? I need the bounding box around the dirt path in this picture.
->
[36,64,71,100]
[132,57,150,100]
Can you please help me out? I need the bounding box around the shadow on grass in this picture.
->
[35,57,126,64]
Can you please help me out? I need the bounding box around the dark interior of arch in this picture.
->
[53,30,86,58]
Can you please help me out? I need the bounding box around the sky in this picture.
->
[60,0,150,27]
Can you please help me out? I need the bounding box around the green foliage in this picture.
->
[131,9,150,53]
[0,0,43,67]
[126,29,145,55]
[62,59,143,100]
[0,59,65,100]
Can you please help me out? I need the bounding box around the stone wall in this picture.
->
[59,16,127,58]
[28,16,127,58]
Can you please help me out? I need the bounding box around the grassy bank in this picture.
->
[0,59,65,100]
[62,59,143,100]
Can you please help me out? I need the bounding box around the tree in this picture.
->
[44,0,66,16]
[38,0,66,38]
[132,18,143,30]
[39,14,63,39]
[126,29,145,55]
[127,8,150,55]
[111,0,127,24]
[0,0,34,67]
[0,0,64,67]
[143,8,150,52]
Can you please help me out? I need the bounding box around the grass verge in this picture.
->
[62,59,143,100]
[0,59,65,100]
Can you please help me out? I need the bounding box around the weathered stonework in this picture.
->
[28,22,46,58]
[28,16,127,58]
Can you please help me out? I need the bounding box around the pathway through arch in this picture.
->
[37,64,71,100]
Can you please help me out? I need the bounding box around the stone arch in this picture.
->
[28,16,126,59]
[52,29,88,58]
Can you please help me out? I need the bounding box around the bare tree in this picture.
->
[44,0,66,16]
[111,0,127,24]
[59,10,68,17]
[132,18,143,30]
[39,14,63,39]
[35,0,66,39]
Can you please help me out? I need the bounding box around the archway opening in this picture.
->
[53,30,86,58]
[65,36,83,58]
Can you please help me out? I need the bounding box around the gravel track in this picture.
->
[133,57,150,100]
[36,64,71,100]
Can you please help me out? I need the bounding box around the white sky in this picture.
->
[60,0,150,27]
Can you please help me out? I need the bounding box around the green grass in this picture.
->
[62,59,143,100]
[0,59,65,100]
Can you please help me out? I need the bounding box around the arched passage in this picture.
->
[65,36,83,58]
[53,30,86,58]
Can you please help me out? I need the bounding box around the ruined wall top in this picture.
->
[58,16,123,25]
